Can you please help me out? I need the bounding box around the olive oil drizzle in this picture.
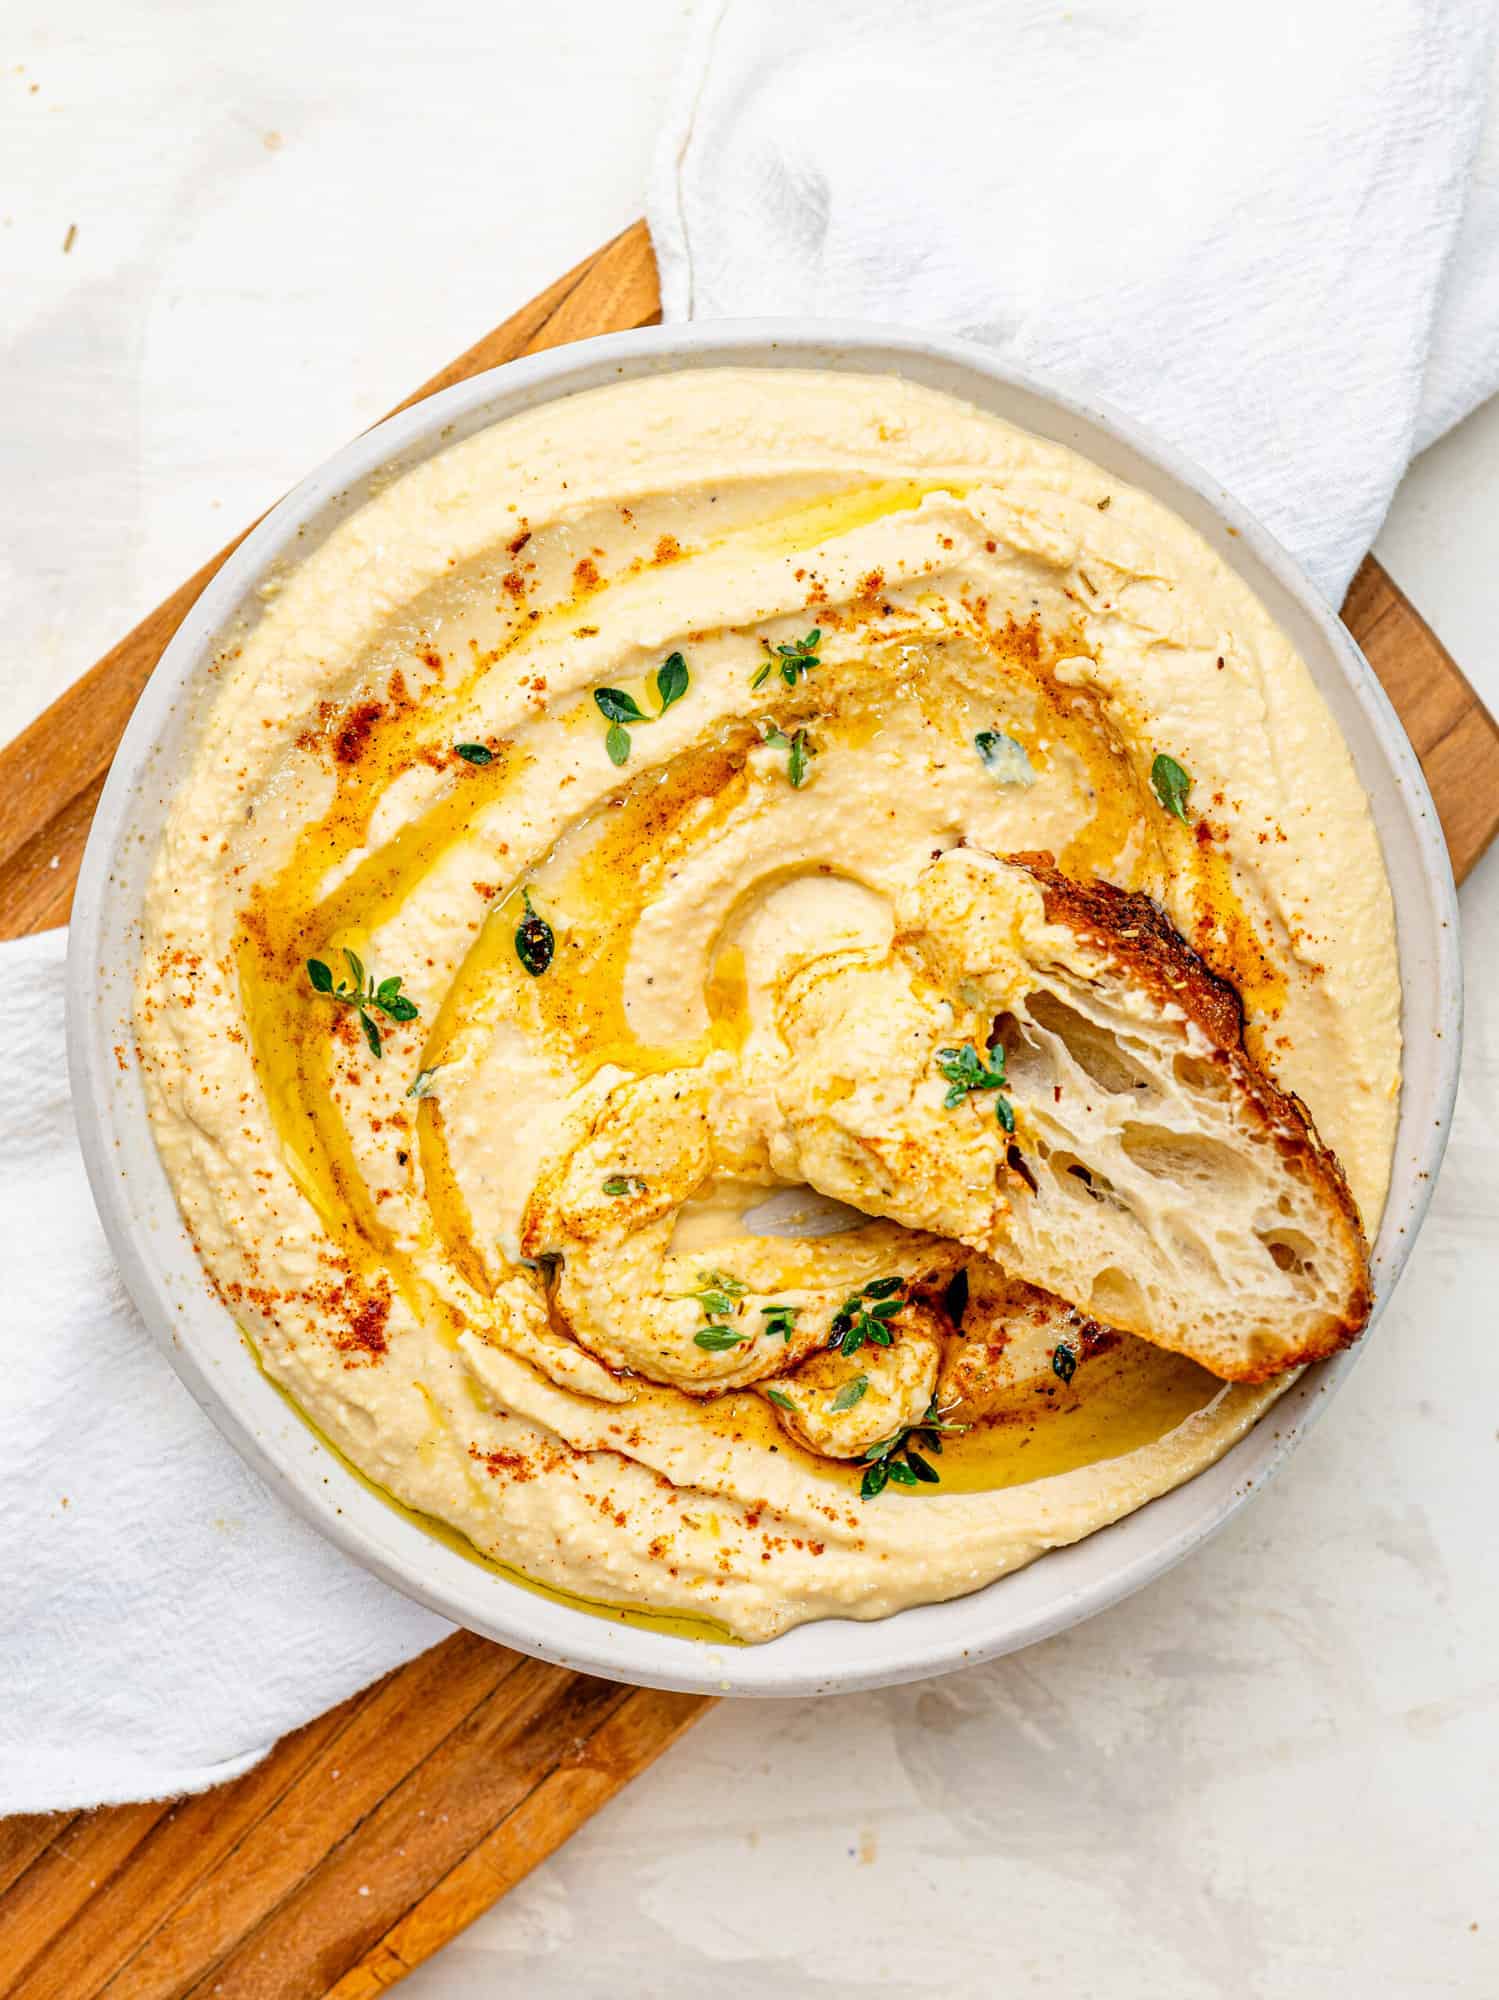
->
[233,478,1260,1582]
[234,478,974,1285]
[927,1340,1224,1495]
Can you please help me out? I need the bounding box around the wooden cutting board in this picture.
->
[2,220,1496,2000]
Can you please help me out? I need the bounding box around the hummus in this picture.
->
[136,369,1401,1641]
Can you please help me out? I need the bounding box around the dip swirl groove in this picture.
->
[136,369,1401,1640]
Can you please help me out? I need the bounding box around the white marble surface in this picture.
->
[5,6,1496,1990]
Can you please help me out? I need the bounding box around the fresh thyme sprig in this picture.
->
[760,1303,800,1342]
[751,627,822,690]
[760,719,815,788]
[306,948,419,1058]
[828,1275,905,1358]
[684,1267,750,1352]
[594,650,690,765]
[860,1397,968,1498]
[935,1043,1016,1133]
[672,1270,749,1316]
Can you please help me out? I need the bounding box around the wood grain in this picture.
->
[0,1641,706,2000]
[1340,554,1499,876]
[0,218,1494,2000]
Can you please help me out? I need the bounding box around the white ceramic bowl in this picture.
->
[67,326,1462,1696]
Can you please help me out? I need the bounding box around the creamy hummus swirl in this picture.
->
[136,370,1400,1640]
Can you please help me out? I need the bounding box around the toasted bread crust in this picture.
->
[1006,852,1373,1379]
[1005,851,1246,1048]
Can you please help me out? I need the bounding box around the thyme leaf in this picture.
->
[693,1325,746,1352]
[830,1374,870,1412]
[653,651,689,714]
[594,687,646,725]
[974,729,1036,788]
[1150,752,1192,821]
[514,889,555,976]
[860,1276,903,1300]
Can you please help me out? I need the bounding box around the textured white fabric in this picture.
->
[648,0,1499,603]
[0,929,448,1813]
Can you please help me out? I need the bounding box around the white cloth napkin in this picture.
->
[8,2,1499,1817]
[649,0,1499,601]
[0,930,448,1813]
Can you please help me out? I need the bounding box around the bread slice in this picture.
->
[771,848,1372,1383]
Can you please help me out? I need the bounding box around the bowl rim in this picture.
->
[66,320,1463,1697]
